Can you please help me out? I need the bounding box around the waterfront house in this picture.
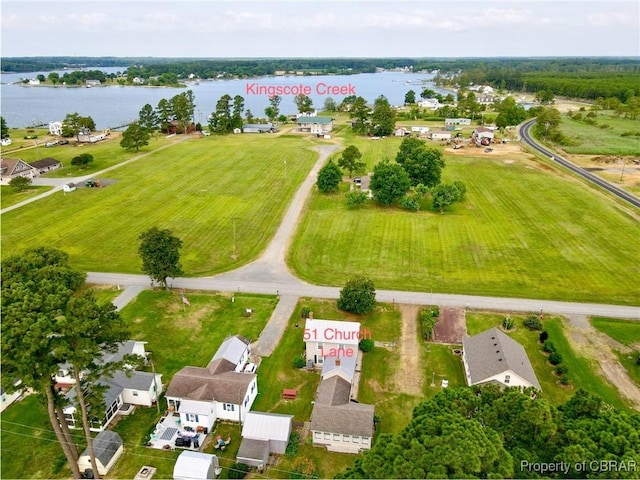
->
[296,117,333,135]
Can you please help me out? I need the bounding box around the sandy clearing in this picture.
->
[395,304,423,395]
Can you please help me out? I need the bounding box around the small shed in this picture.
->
[63,183,76,193]
[77,430,124,476]
[173,451,221,480]
[236,438,270,469]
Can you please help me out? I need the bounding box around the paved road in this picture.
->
[519,119,640,208]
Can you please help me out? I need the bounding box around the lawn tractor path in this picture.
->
[396,304,423,395]
[566,314,640,410]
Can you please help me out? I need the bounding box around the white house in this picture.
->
[165,336,258,433]
[173,451,221,480]
[296,116,333,135]
[473,127,495,140]
[304,317,364,367]
[430,131,452,141]
[411,126,430,135]
[212,335,251,372]
[445,118,471,126]
[77,430,124,476]
[462,328,541,390]
[417,98,441,109]
[49,121,63,136]
[0,158,37,185]
[394,127,409,137]
[236,412,293,469]
[0,380,24,413]
[60,341,163,431]
[310,376,375,453]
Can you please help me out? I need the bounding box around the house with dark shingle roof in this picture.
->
[165,335,258,432]
[462,328,541,390]
[29,157,62,174]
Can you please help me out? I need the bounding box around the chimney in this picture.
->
[308,311,313,319]
[335,357,341,366]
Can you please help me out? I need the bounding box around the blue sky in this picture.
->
[1,0,639,58]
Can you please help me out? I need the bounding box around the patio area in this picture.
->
[146,413,207,451]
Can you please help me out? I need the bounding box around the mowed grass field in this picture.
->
[1,134,318,275]
[289,140,640,305]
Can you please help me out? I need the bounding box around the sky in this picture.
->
[1,0,639,58]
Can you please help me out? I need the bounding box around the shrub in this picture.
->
[290,456,317,479]
[301,307,312,319]
[359,338,374,352]
[285,432,300,457]
[420,308,438,340]
[400,194,420,211]
[292,356,306,369]
[345,190,369,208]
[560,375,570,386]
[229,463,249,479]
[556,365,569,376]
[543,340,556,353]
[539,331,549,343]
[502,315,514,330]
[524,315,543,331]
[549,352,563,365]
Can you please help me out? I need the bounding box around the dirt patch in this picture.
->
[565,315,640,411]
[395,304,423,395]
[367,379,384,394]
[432,307,467,344]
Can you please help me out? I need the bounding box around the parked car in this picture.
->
[484,147,493,153]
[45,140,59,147]
[354,177,362,185]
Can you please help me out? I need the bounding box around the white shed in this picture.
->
[77,430,124,476]
[174,451,221,480]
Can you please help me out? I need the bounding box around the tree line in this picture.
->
[337,386,640,479]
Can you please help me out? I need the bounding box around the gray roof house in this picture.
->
[237,412,293,469]
[310,367,375,453]
[296,116,333,134]
[77,430,124,476]
[462,328,541,390]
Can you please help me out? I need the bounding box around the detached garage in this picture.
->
[236,412,293,469]
[173,451,221,480]
[77,430,123,477]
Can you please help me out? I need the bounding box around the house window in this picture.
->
[251,382,256,393]
[333,434,340,441]
[314,432,321,439]
[186,414,199,422]
[244,397,248,407]
[504,375,511,384]
[223,403,235,412]
[344,435,351,443]
[352,436,360,444]
[132,391,139,396]
[324,433,330,440]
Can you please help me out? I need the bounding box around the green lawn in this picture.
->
[590,317,640,388]
[556,112,640,156]
[1,185,51,208]
[0,395,73,479]
[465,312,634,410]
[119,290,275,377]
[1,134,318,275]
[289,151,640,305]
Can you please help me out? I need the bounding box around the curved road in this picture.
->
[519,119,640,208]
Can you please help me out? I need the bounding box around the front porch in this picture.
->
[146,413,206,451]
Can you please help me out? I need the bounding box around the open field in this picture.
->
[590,316,640,388]
[289,147,640,305]
[1,134,318,275]
[556,112,640,156]
[465,312,634,410]
[0,184,52,208]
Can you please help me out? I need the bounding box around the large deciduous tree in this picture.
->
[120,122,150,151]
[138,227,183,289]
[317,160,343,193]
[369,159,411,206]
[337,145,365,178]
[1,247,85,478]
[294,94,314,114]
[402,146,445,188]
[495,96,527,128]
[232,95,245,130]
[349,96,370,135]
[210,94,232,134]
[337,275,376,315]
[8,176,31,191]
[371,95,395,136]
